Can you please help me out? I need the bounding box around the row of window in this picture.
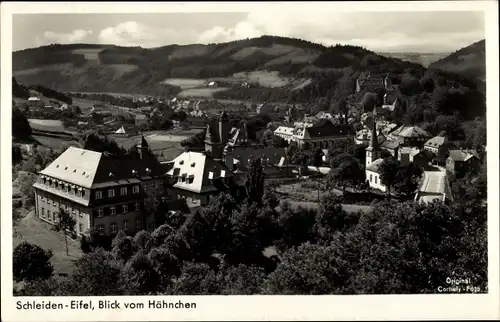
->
[96,219,141,235]
[40,208,84,233]
[42,177,87,197]
[39,197,84,218]
[369,174,378,185]
[95,186,140,199]
[96,202,141,217]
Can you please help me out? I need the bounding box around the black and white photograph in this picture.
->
[1,1,499,321]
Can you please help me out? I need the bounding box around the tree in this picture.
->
[171,262,222,295]
[112,234,138,263]
[264,242,347,294]
[19,172,37,208]
[276,204,316,250]
[120,250,160,295]
[13,241,54,282]
[56,208,77,256]
[134,230,153,253]
[12,145,23,164]
[329,157,365,193]
[314,194,356,243]
[80,235,92,253]
[70,248,123,296]
[218,264,266,295]
[393,163,423,198]
[378,158,400,198]
[245,157,265,205]
[12,107,32,140]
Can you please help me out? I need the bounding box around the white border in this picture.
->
[1,2,499,321]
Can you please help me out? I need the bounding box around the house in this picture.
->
[446,150,480,177]
[139,106,154,113]
[274,126,296,143]
[134,113,148,126]
[207,81,218,88]
[32,141,168,237]
[355,73,386,93]
[398,147,433,168]
[424,135,451,165]
[165,151,245,207]
[388,125,432,147]
[114,126,127,135]
[293,121,354,149]
[28,96,42,107]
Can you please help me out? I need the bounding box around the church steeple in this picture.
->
[365,107,382,168]
[369,107,379,150]
[138,133,149,159]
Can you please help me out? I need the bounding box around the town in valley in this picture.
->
[11,12,488,296]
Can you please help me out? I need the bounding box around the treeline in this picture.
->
[14,187,487,295]
[13,46,87,71]
[28,84,73,105]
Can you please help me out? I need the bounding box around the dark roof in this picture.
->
[92,153,166,186]
[380,139,400,150]
[305,122,353,138]
[448,150,480,162]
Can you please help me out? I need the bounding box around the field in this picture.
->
[177,87,229,98]
[162,78,207,89]
[232,71,293,88]
[28,119,64,128]
[72,48,103,62]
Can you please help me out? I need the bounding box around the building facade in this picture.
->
[33,138,167,237]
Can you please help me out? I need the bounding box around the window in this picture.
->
[108,189,115,198]
[375,176,378,184]
[133,185,140,194]
[135,202,140,211]
[47,210,52,221]
[110,223,117,234]
[97,225,104,235]
[81,190,85,197]
[78,223,83,233]
[120,187,127,196]
[122,205,128,213]
[136,219,142,230]
[97,208,103,217]
[41,208,45,218]
[110,207,116,215]
[123,220,129,232]
[95,191,102,199]
[159,182,164,189]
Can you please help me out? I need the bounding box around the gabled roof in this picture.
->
[380,139,401,150]
[166,151,236,194]
[448,150,480,162]
[303,122,352,139]
[391,125,432,139]
[366,158,385,172]
[424,135,447,148]
[40,147,101,188]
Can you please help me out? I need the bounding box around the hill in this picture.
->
[13,77,72,105]
[13,36,425,100]
[429,40,485,85]
[378,52,449,68]
[12,36,485,122]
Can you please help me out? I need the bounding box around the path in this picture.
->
[14,211,83,275]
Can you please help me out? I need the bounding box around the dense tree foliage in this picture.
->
[13,242,54,283]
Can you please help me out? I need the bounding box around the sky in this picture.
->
[12,11,485,53]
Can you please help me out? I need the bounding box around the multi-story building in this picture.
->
[274,120,354,149]
[32,137,167,237]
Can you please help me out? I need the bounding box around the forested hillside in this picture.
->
[12,36,486,120]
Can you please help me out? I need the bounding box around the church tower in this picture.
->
[138,134,149,160]
[218,111,230,146]
[365,107,382,168]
